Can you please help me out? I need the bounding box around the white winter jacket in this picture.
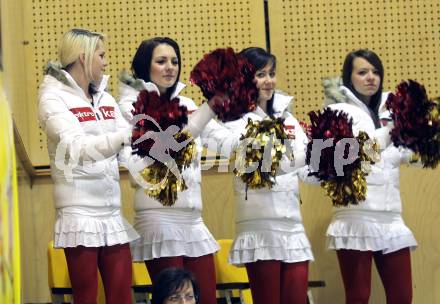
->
[38,66,130,209]
[118,79,204,212]
[323,79,413,212]
[203,93,309,223]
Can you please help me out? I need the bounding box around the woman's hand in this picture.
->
[207,93,229,112]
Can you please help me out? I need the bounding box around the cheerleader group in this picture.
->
[38,28,438,304]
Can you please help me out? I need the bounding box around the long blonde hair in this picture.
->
[59,28,104,81]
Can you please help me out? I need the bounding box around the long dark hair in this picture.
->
[239,47,277,117]
[151,268,200,304]
[342,49,384,128]
[131,37,182,100]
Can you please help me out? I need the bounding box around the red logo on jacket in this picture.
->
[284,124,295,137]
[99,106,115,120]
[70,107,96,122]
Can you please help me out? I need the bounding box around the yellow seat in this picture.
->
[47,240,72,304]
[47,241,107,304]
[214,239,251,304]
[132,262,153,303]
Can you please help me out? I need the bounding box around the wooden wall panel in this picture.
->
[400,166,440,304]
[201,171,236,240]
[17,0,266,166]
[268,0,440,122]
[1,0,31,153]
[16,156,36,303]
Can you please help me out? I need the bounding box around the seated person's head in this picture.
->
[152,268,200,304]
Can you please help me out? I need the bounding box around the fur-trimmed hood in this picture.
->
[118,69,186,100]
[117,70,198,122]
[40,60,110,101]
[322,76,347,106]
[322,76,368,111]
[322,76,390,120]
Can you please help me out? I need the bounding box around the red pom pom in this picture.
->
[131,90,188,158]
[306,108,356,180]
[385,80,440,168]
[324,130,332,138]
[299,121,312,139]
[190,48,258,122]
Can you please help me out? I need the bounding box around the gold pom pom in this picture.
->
[140,130,195,206]
[324,131,379,207]
[233,118,294,194]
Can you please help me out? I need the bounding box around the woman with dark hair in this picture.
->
[204,47,313,304]
[323,49,416,304]
[130,37,182,100]
[239,47,278,117]
[341,49,385,128]
[152,268,200,304]
[118,37,219,304]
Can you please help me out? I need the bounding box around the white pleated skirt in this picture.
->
[54,206,139,248]
[130,208,219,261]
[326,209,417,254]
[229,218,314,266]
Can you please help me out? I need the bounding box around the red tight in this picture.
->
[64,243,132,304]
[145,254,217,304]
[245,260,309,304]
[337,248,412,304]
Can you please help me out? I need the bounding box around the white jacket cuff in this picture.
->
[184,102,216,138]
[374,123,392,150]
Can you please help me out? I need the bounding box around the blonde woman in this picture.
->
[38,28,138,304]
